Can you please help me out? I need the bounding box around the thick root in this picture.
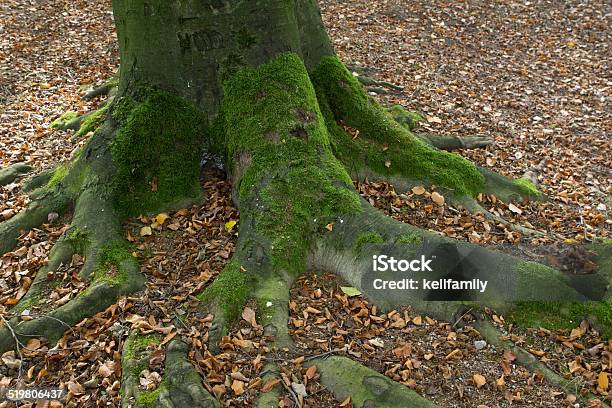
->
[256,363,284,408]
[0,181,145,352]
[0,189,70,255]
[306,356,440,407]
[310,200,606,322]
[312,57,543,203]
[121,333,218,408]
[417,132,494,150]
[0,163,33,186]
[255,272,294,348]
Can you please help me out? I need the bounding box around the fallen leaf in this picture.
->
[225,220,237,232]
[155,213,169,225]
[340,286,361,297]
[140,226,152,237]
[598,371,608,391]
[431,192,445,206]
[508,203,522,215]
[242,307,258,327]
[473,373,486,388]
[411,186,426,195]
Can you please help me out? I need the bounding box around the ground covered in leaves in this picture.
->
[0,0,610,407]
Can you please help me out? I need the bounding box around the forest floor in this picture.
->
[0,0,610,407]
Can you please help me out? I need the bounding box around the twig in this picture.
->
[452,307,473,328]
[0,314,24,379]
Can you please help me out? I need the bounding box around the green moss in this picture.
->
[514,261,573,299]
[137,383,165,408]
[123,332,161,378]
[387,105,424,130]
[591,239,612,275]
[47,164,69,188]
[110,86,206,217]
[509,301,612,338]
[66,227,91,255]
[396,234,422,245]
[218,53,362,274]
[12,294,40,314]
[75,104,109,138]
[354,232,384,253]
[198,261,251,322]
[312,56,485,198]
[51,111,78,129]
[92,241,134,286]
[512,177,543,199]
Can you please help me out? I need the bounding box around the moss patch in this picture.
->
[92,241,134,286]
[387,105,424,130]
[75,104,109,138]
[47,164,69,188]
[110,86,206,217]
[509,301,612,339]
[137,384,165,408]
[396,234,422,245]
[66,227,91,255]
[217,53,362,274]
[512,177,543,199]
[198,261,251,322]
[51,111,78,129]
[313,56,485,198]
[354,232,384,253]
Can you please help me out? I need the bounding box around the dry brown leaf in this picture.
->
[473,373,486,388]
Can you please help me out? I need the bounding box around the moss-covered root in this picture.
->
[255,273,294,348]
[311,201,599,319]
[0,189,70,256]
[159,339,219,408]
[312,56,485,199]
[82,76,119,100]
[0,194,144,353]
[479,167,544,202]
[121,331,162,408]
[121,334,218,408]
[306,356,440,408]
[52,100,112,140]
[0,163,33,186]
[198,260,251,351]
[476,320,610,408]
[256,363,284,408]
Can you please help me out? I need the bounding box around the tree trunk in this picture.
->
[1,1,610,407]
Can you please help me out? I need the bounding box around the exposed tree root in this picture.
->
[82,74,119,100]
[121,333,218,408]
[0,162,33,186]
[255,273,294,348]
[311,200,604,319]
[416,132,494,150]
[21,168,55,193]
[475,320,611,408]
[355,74,404,92]
[256,363,284,408]
[0,189,69,255]
[51,98,113,140]
[306,356,440,407]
